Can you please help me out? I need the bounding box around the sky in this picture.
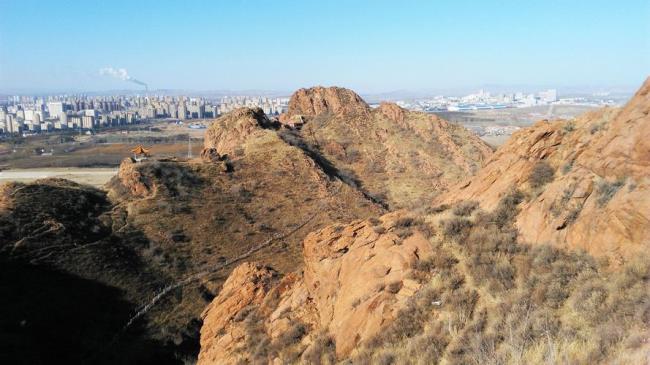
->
[0,0,648,94]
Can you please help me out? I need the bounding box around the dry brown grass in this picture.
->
[351,192,650,365]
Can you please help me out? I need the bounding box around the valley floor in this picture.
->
[0,167,117,187]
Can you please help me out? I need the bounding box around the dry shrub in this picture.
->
[426,204,450,214]
[301,332,336,365]
[273,322,307,349]
[414,249,458,272]
[596,178,625,206]
[441,217,472,239]
[368,217,381,226]
[452,200,479,216]
[376,352,396,365]
[406,328,449,363]
[392,216,434,239]
[529,161,555,189]
[386,281,402,294]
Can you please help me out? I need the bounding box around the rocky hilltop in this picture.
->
[439,77,650,264]
[278,86,493,209]
[286,86,371,117]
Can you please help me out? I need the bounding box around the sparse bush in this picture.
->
[344,148,361,163]
[590,123,602,134]
[368,217,381,226]
[366,159,385,173]
[564,201,584,225]
[376,352,396,365]
[273,322,307,349]
[596,178,625,206]
[394,217,415,228]
[452,200,479,216]
[301,332,336,365]
[426,204,450,214]
[561,160,573,175]
[563,121,576,132]
[233,305,255,322]
[486,189,524,228]
[442,217,472,238]
[417,221,435,238]
[386,281,402,294]
[392,216,433,239]
[529,161,555,189]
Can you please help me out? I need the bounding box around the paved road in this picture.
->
[0,167,118,188]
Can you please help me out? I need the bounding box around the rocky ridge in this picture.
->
[279,86,493,209]
[439,77,650,264]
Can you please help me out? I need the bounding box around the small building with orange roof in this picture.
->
[131,145,151,162]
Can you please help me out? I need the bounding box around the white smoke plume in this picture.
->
[99,67,148,90]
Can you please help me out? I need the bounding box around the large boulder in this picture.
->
[204,107,276,157]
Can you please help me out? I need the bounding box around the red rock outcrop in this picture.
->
[115,157,152,197]
[204,107,275,157]
[198,211,433,364]
[198,263,281,364]
[286,86,370,118]
[439,77,650,264]
[378,101,406,124]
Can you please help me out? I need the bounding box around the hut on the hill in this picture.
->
[131,145,151,162]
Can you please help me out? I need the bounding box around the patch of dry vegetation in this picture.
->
[350,191,650,364]
[529,161,555,189]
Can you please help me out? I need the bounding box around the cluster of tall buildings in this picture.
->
[217,96,289,115]
[398,89,559,112]
[0,94,289,136]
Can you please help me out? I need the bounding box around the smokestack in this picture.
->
[128,78,148,91]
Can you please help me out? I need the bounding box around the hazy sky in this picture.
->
[0,0,648,93]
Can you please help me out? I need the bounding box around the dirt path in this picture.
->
[0,168,118,188]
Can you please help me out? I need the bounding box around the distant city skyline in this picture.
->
[0,0,648,93]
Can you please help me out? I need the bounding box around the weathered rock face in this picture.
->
[378,101,406,124]
[115,157,152,197]
[439,77,650,265]
[204,107,276,157]
[198,211,433,364]
[198,263,281,365]
[286,86,370,118]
